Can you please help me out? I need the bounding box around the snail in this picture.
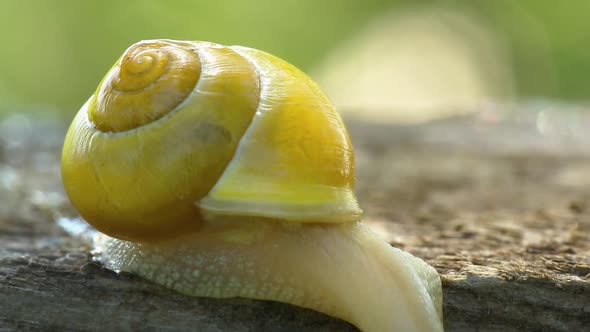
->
[61,39,444,332]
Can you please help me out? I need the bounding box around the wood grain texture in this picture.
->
[1,107,589,331]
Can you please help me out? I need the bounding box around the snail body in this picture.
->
[62,40,443,331]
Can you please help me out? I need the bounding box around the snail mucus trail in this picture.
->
[61,39,444,332]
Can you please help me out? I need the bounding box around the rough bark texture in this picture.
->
[1,107,589,331]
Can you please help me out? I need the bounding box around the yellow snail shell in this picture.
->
[61,39,443,332]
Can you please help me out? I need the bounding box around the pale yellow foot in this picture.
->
[94,221,443,332]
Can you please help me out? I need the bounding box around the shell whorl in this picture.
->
[89,40,201,132]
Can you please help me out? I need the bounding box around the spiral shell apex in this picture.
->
[89,40,202,132]
[61,39,361,241]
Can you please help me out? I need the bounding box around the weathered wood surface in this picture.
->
[1,107,589,331]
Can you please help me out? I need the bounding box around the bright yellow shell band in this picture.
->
[200,46,362,223]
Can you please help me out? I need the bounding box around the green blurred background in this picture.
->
[0,0,588,120]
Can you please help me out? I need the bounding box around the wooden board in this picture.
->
[1,107,589,331]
